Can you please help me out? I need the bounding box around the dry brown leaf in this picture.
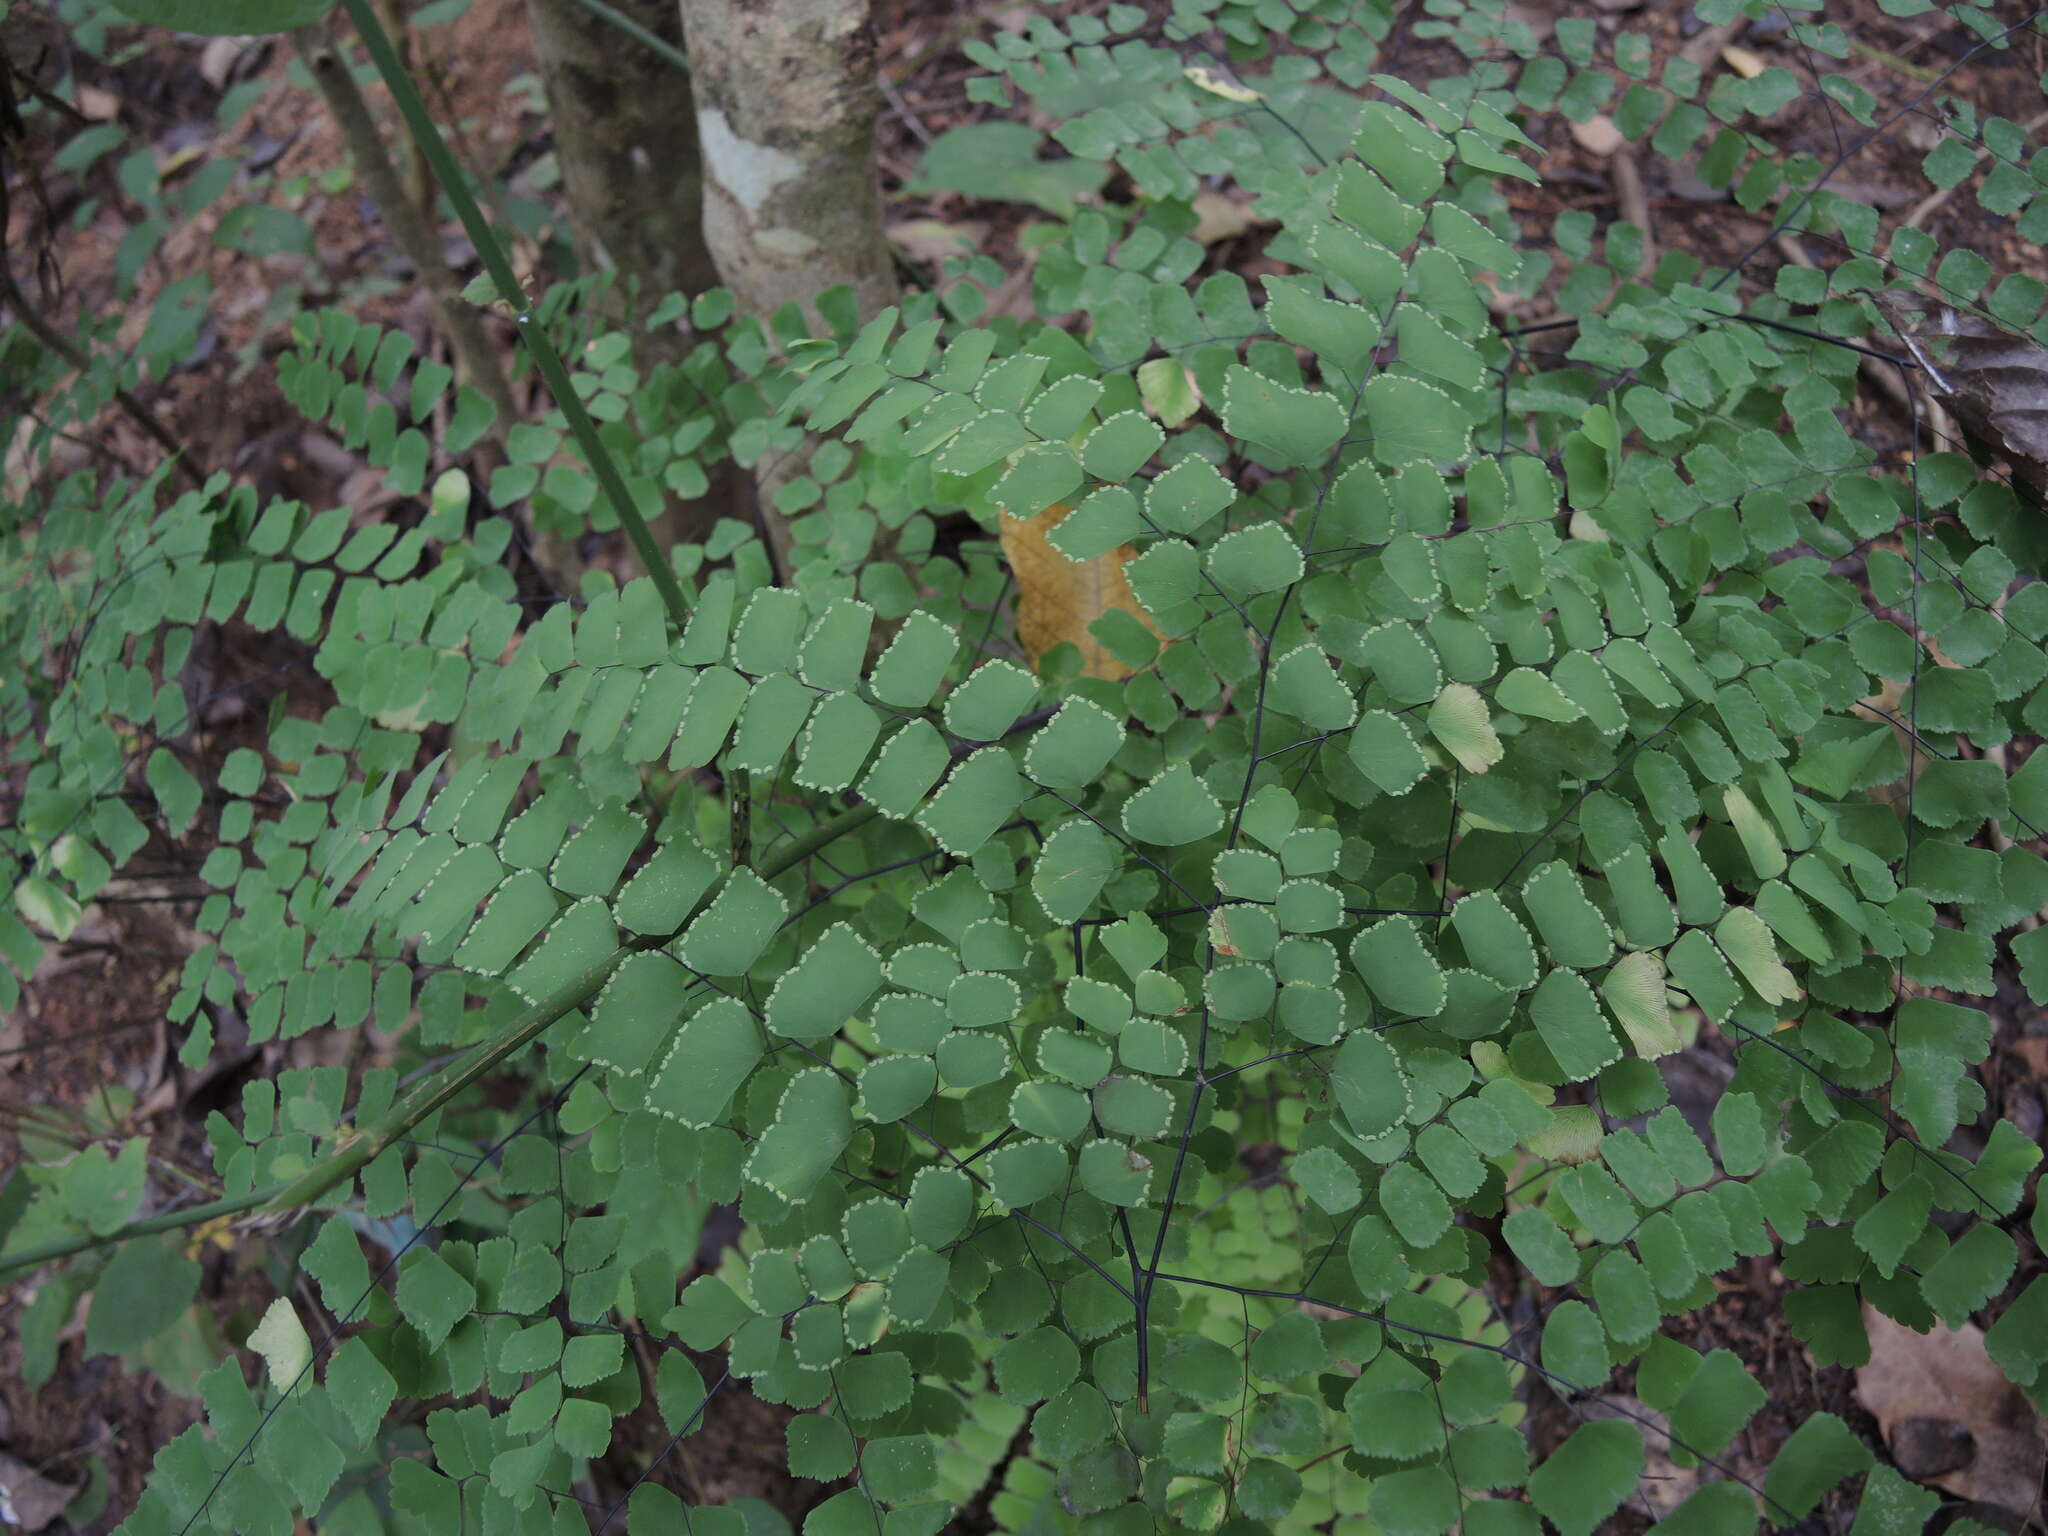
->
[198,35,245,89]
[1872,289,2048,512]
[1569,115,1625,157]
[1720,45,1766,79]
[76,85,121,121]
[0,1452,81,1534]
[1856,1305,2048,1521]
[1191,188,1260,246]
[887,218,989,266]
[999,503,1164,682]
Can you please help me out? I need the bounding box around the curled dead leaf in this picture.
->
[1183,65,1263,103]
[1872,289,2048,512]
[1856,1305,2046,1520]
[1209,908,1241,957]
[999,503,1165,681]
[0,1452,81,1535]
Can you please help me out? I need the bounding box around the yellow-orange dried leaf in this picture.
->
[999,503,1165,681]
[1720,44,1766,79]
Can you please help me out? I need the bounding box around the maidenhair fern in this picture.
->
[4,0,2048,1533]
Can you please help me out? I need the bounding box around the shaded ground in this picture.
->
[1,0,2044,1532]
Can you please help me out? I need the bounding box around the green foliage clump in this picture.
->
[3,0,2048,1533]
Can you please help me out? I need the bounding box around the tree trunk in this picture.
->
[673,0,899,330]
[523,0,719,340]
[524,0,731,551]
[674,0,900,577]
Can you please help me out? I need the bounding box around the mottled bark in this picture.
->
[523,0,719,340]
[675,0,899,576]
[673,0,898,330]
[525,0,736,551]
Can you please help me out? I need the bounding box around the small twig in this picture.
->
[1904,105,2048,230]
[1678,16,1747,76]
[373,0,430,211]
[343,0,690,621]
[1776,233,1921,423]
[0,261,206,490]
[1610,147,1654,280]
[290,23,518,437]
[0,793,882,1280]
[623,1329,703,1498]
[1846,34,1940,86]
[880,3,998,89]
[883,78,933,146]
